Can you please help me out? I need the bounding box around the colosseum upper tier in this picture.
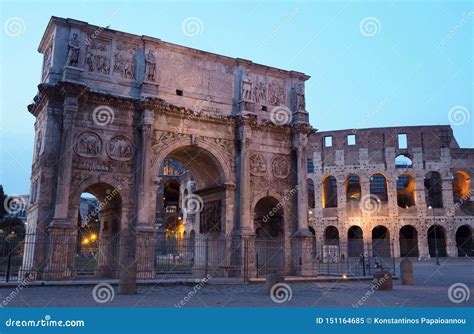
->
[306,125,473,258]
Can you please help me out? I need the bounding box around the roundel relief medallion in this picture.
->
[271,156,289,178]
[107,135,134,161]
[249,153,267,176]
[74,131,102,158]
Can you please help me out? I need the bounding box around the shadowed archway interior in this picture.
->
[80,182,122,279]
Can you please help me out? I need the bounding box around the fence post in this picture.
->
[244,239,248,283]
[205,238,209,276]
[392,242,396,276]
[256,252,259,278]
[362,254,366,276]
[367,242,371,276]
[5,242,12,282]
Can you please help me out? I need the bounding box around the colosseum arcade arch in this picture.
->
[347,225,364,257]
[399,225,419,257]
[428,225,447,258]
[453,171,471,203]
[323,226,340,262]
[455,225,473,257]
[372,225,391,258]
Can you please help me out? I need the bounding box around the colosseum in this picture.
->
[20,17,473,281]
[307,125,473,262]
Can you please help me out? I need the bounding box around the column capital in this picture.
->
[142,108,154,126]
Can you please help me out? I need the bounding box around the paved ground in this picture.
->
[1,259,472,307]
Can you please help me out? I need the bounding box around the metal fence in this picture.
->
[0,230,397,282]
[153,236,245,280]
[313,242,396,277]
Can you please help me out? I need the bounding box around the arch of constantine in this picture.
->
[21,17,473,280]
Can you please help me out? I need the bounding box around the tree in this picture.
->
[0,185,7,220]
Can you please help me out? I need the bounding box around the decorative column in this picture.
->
[20,93,61,280]
[118,205,137,293]
[232,116,256,278]
[134,105,155,279]
[224,183,236,277]
[235,116,253,235]
[44,83,85,280]
[51,85,82,224]
[293,130,310,234]
[292,126,313,276]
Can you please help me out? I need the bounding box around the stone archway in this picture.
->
[399,225,419,257]
[80,182,123,278]
[254,196,284,275]
[152,139,232,187]
[372,225,391,257]
[156,145,229,236]
[455,225,473,257]
[347,225,364,257]
[323,226,340,262]
[154,144,232,277]
[428,225,447,257]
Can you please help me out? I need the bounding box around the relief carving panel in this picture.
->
[249,153,267,176]
[240,72,286,107]
[74,131,102,158]
[271,155,290,178]
[113,43,136,79]
[268,79,285,106]
[107,135,134,161]
[85,39,111,75]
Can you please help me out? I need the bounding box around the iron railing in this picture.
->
[0,231,407,282]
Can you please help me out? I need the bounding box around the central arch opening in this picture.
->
[155,145,228,276]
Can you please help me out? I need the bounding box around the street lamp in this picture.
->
[428,205,440,265]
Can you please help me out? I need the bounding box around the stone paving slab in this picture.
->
[0,275,377,288]
[0,260,471,307]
